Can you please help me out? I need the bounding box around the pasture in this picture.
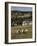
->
[11,25,32,39]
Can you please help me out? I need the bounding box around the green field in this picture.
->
[11,25,32,39]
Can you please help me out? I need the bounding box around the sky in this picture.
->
[11,6,32,12]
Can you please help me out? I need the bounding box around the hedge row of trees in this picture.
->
[11,11,32,26]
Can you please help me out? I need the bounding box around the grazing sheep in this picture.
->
[15,29,21,34]
[20,29,24,33]
[16,29,19,33]
[25,29,28,32]
[22,21,28,26]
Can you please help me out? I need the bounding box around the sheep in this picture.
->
[25,29,28,32]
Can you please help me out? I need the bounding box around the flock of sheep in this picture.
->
[12,21,32,34]
[16,29,29,34]
[22,21,32,26]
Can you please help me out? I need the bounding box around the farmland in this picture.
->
[11,11,32,39]
[11,25,32,39]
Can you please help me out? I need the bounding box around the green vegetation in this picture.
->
[11,11,32,39]
[11,25,32,39]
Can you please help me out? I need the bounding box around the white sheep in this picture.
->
[22,21,27,26]
[25,29,28,32]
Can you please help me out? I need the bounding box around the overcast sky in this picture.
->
[11,6,32,12]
